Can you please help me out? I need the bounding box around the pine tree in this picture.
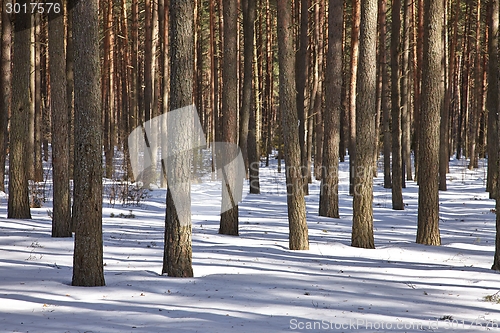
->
[416,0,443,246]
[162,0,195,278]
[351,0,377,249]
[276,0,309,250]
[72,0,105,287]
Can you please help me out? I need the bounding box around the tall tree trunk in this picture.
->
[240,0,255,180]
[314,0,325,181]
[8,3,32,219]
[416,0,443,246]
[414,0,424,182]
[491,0,500,271]
[163,0,195,278]
[296,0,309,195]
[248,0,260,194]
[143,0,157,186]
[0,0,11,193]
[441,0,458,190]
[319,0,343,218]
[401,0,411,183]
[468,0,482,170]
[72,0,105,287]
[348,0,361,196]
[219,0,240,236]
[380,0,391,189]
[103,0,114,179]
[391,0,404,210]
[487,0,499,199]
[277,0,309,250]
[49,6,71,237]
[27,14,36,182]
[33,13,43,182]
[66,0,75,180]
[352,0,377,249]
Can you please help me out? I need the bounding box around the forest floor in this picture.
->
[1,156,500,332]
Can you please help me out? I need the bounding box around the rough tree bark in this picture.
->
[277,0,309,250]
[219,0,240,236]
[72,0,105,287]
[391,0,404,210]
[351,0,377,249]
[163,0,195,278]
[416,0,443,246]
[8,1,32,219]
[319,0,343,219]
[49,5,72,237]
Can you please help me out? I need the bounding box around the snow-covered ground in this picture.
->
[1,157,500,332]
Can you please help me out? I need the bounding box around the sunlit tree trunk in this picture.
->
[352,0,377,249]
[219,0,240,236]
[163,0,194,278]
[416,0,443,246]
[277,0,309,250]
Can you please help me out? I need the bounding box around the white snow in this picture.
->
[1,157,500,332]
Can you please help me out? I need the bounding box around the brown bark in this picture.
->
[72,0,105,287]
[277,0,309,250]
[487,0,499,199]
[49,5,71,237]
[441,0,458,190]
[380,0,391,189]
[319,0,343,219]
[0,0,11,193]
[352,0,377,249]
[240,0,255,180]
[219,0,240,236]
[33,13,43,183]
[391,0,404,210]
[248,0,260,194]
[348,0,361,196]
[163,0,194,278]
[8,2,32,219]
[416,0,443,246]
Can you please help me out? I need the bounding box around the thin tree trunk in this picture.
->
[66,0,75,179]
[380,0,391,189]
[33,13,43,182]
[248,0,260,194]
[491,0,500,271]
[401,0,411,183]
[240,0,255,180]
[391,0,404,210]
[441,0,458,190]
[0,0,11,192]
[348,0,361,196]
[488,0,499,199]
[296,0,309,195]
